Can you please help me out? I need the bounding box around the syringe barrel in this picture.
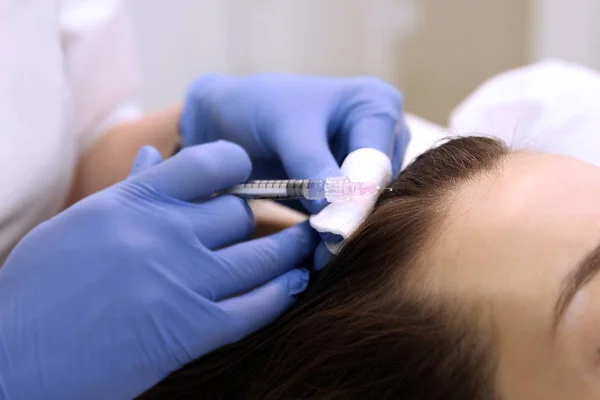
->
[220,176,361,201]
[220,179,316,200]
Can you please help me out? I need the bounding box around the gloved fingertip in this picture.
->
[181,73,230,147]
[185,73,225,103]
[299,164,341,214]
[287,268,311,296]
[280,220,320,251]
[130,145,163,176]
[302,199,328,214]
[392,121,412,176]
[319,232,343,244]
[347,117,397,159]
[314,241,333,270]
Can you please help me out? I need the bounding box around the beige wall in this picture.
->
[128,0,531,124]
[127,0,417,111]
[399,0,530,124]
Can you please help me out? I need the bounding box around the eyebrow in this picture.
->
[552,243,600,335]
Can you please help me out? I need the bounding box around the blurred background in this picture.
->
[126,0,600,125]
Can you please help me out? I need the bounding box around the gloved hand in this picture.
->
[0,142,317,400]
[181,74,409,213]
[181,74,409,268]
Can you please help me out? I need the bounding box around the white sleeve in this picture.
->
[60,0,143,155]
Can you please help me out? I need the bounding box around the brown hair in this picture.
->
[140,136,509,400]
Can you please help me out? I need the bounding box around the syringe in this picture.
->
[220,176,381,202]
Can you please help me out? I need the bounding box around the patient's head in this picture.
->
[141,137,600,400]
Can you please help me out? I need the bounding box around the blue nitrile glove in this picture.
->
[181,74,409,210]
[181,74,409,267]
[0,142,317,400]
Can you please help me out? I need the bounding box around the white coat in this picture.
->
[0,0,141,261]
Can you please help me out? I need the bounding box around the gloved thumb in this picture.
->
[131,141,251,202]
[217,268,310,344]
[313,241,333,270]
[130,146,164,176]
[274,121,341,214]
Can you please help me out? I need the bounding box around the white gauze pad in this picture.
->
[309,148,392,254]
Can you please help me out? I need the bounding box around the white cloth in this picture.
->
[0,0,141,262]
[408,59,600,168]
[308,117,447,255]
[310,60,600,253]
[402,113,447,168]
[449,60,600,167]
[310,148,392,254]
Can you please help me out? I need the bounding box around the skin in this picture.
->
[64,104,305,236]
[65,105,182,206]
[429,152,600,399]
[249,200,307,237]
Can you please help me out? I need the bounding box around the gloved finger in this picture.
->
[212,221,318,300]
[346,116,398,158]
[180,73,234,146]
[189,195,255,249]
[274,121,341,214]
[218,268,310,340]
[344,80,402,157]
[314,240,334,270]
[389,118,411,177]
[249,158,287,180]
[131,141,251,202]
[129,145,164,176]
[275,122,340,180]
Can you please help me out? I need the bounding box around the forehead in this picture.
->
[426,152,600,396]
[430,152,600,293]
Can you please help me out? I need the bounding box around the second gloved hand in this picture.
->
[0,142,317,400]
[180,74,409,214]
